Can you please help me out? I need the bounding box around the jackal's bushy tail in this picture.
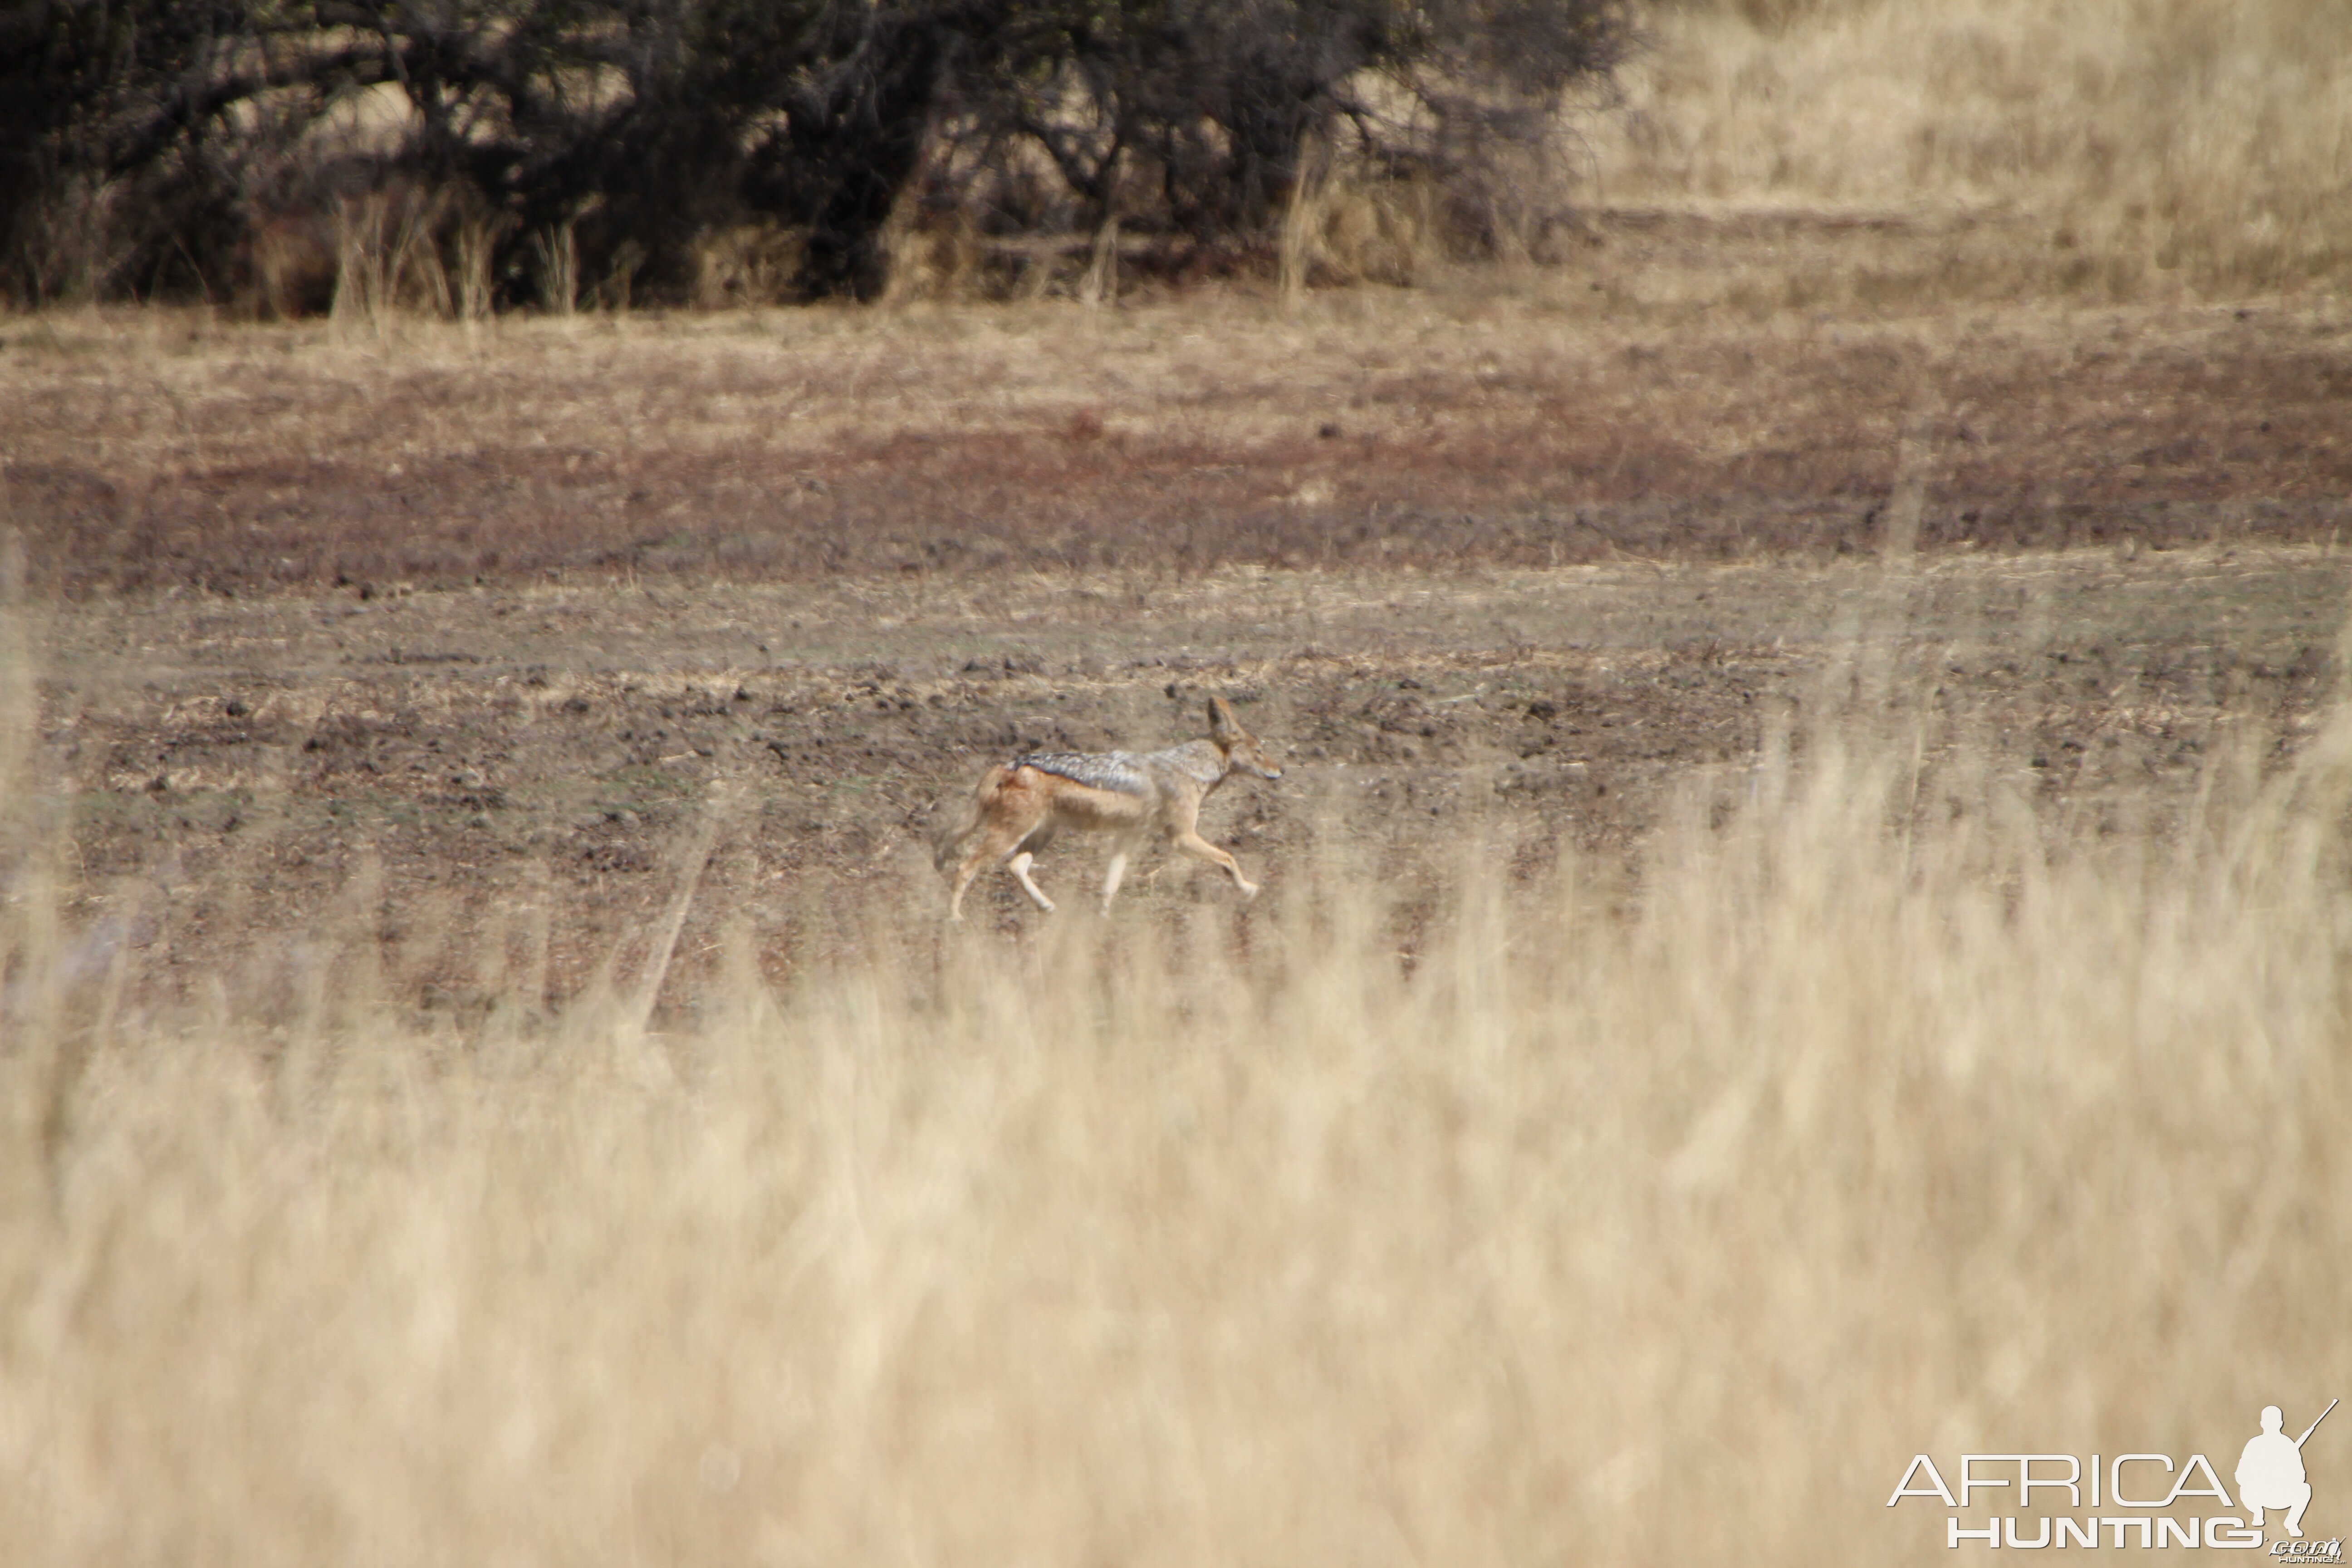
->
[931,764,1011,873]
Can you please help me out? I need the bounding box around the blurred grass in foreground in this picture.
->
[2,619,2350,1567]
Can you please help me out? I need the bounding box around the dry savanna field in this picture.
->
[5,1,2352,1563]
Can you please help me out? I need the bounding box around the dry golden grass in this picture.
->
[1591,0,2352,299]
[5,600,2350,1563]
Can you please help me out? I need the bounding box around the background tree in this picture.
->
[0,0,1638,307]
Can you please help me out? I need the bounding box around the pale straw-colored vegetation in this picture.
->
[1588,0,2352,298]
[4,592,2349,1563]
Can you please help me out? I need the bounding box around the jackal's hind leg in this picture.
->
[947,851,988,922]
[1007,850,1056,912]
[949,815,1040,921]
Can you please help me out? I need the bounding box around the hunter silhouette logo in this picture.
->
[1888,1397,2342,1552]
[2242,1401,2335,1540]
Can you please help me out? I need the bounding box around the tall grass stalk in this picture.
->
[533,223,580,317]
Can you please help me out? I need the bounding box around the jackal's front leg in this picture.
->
[1099,836,1147,914]
[1172,831,1259,900]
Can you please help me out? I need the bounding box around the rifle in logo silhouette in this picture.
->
[2298,1401,2339,1450]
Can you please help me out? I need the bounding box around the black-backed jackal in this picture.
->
[931,696,1283,921]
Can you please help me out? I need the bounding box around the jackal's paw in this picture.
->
[1238,880,1261,901]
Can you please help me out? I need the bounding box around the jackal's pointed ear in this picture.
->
[1207,695,1239,742]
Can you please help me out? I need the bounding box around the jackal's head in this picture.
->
[1208,696,1283,781]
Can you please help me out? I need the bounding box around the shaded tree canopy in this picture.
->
[0,0,1639,307]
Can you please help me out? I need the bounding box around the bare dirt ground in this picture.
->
[20,548,2348,1018]
[5,263,2350,1015]
[5,238,2349,598]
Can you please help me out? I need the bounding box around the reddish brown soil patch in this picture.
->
[5,298,2346,596]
